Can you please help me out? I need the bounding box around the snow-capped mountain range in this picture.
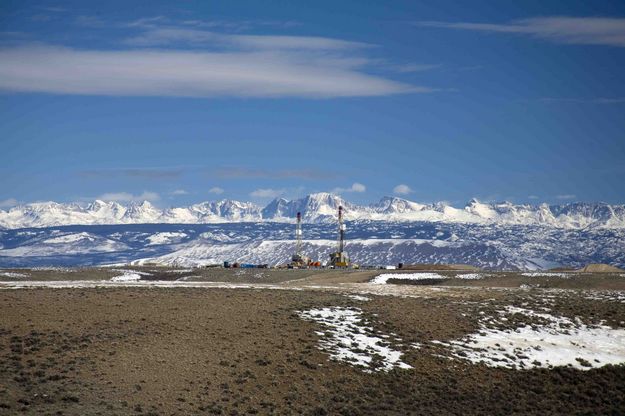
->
[1,193,624,229]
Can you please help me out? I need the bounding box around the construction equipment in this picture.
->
[329,205,350,267]
[291,212,311,267]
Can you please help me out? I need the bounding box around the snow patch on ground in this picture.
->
[0,271,28,278]
[371,273,446,284]
[584,291,625,304]
[0,281,301,290]
[146,232,187,246]
[31,267,78,272]
[345,294,371,301]
[110,273,142,282]
[521,272,571,278]
[454,273,487,280]
[110,269,152,276]
[433,306,625,370]
[298,307,412,372]
[176,275,202,281]
[199,232,241,242]
[43,232,95,244]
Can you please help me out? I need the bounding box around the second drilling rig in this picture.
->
[290,212,311,267]
[329,205,350,267]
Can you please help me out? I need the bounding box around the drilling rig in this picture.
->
[290,212,310,267]
[329,205,350,267]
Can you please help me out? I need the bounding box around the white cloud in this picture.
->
[528,195,539,200]
[250,188,285,198]
[388,63,441,73]
[75,15,106,28]
[209,187,224,195]
[539,97,625,104]
[393,184,412,195]
[0,198,18,208]
[125,27,370,50]
[418,17,625,47]
[0,43,426,98]
[124,16,300,32]
[332,182,366,194]
[127,16,167,28]
[171,189,188,195]
[97,191,160,202]
[555,194,576,200]
[350,183,366,192]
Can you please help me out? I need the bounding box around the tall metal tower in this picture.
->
[295,211,302,256]
[291,211,310,267]
[337,206,345,253]
[329,205,350,267]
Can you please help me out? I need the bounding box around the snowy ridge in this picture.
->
[1,221,623,270]
[133,238,530,270]
[1,193,624,229]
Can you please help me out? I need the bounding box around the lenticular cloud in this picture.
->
[0,44,423,98]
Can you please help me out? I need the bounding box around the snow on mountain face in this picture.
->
[551,203,625,229]
[261,193,351,222]
[464,198,498,219]
[86,200,126,221]
[205,200,262,221]
[121,201,162,222]
[261,198,292,219]
[371,197,426,214]
[0,195,624,229]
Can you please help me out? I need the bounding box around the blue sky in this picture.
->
[1,0,624,208]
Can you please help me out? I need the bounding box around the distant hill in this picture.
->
[577,264,624,273]
[1,221,623,270]
[398,264,480,271]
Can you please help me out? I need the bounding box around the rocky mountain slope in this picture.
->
[1,193,624,229]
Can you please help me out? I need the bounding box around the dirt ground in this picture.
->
[1,269,625,415]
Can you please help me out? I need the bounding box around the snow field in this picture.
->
[110,272,143,282]
[431,306,625,370]
[454,273,487,280]
[146,232,187,246]
[521,272,571,278]
[298,307,412,372]
[370,273,447,284]
[110,269,152,276]
[0,271,29,278]
[43,232,96,244]
[344,294,371,301]
[371,272,491,285]
[584,291,625,303]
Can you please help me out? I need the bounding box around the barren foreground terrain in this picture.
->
[1,268,625,415]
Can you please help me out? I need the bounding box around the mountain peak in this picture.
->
[0,195,624,229]
[306,192,341,203]
[308,192,333,198]
[372,196,425,214]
